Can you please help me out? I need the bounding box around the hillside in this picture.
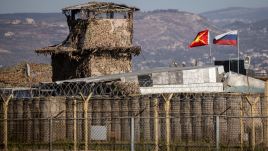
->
[201,7,268,70]
[133,10,222,69]
[0,8,267,71]
[201,7,268,26]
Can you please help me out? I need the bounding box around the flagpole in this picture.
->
[237,31,240,74]
[209,30,212,64]
[209,44,212,64]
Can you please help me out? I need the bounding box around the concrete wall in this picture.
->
[183,67,218,84]
[149,67,223,92]
[152,71,183,85]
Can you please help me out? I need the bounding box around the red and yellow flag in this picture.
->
[189,29,209,48]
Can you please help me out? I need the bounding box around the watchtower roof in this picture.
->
[62,1,140,13]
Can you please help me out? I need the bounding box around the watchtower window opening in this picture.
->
[74,10,88,20]
[113,12,128,19]
[94,12,129,19]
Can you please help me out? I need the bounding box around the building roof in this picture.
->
[62,2,140,13]
[224,86,264,93]
[55,65,218,84]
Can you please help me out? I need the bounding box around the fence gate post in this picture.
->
[80,93,92,151]
[49,118,53,151]
[73,99,77,151]
[154,98,159,151]
[240,99,244,150]
[245,96,258,151]
[216,116,220,151]
[131,117,135,151]
[1,94,12,151]
[251,104,256,151]
[163,93,173,151]
[264,80,268,149]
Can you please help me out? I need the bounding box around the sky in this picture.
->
[1,0,268,14]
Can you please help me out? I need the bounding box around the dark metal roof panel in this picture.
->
[62,2,140,12]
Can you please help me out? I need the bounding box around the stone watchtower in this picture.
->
[36,2,141,81]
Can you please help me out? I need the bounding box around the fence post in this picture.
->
[216,116,220,151]
[246,96,259,150]
[245,96,258,151]
[1,95,12,151]
[131,117,135,151]
[251,104,255,151]
[162,93,173,151]
[240,99,244,150]
[49,118,53,151]
[73,99,77,151]
[80,93,92,151]
[154,98,159,151]
[264,80,268,148]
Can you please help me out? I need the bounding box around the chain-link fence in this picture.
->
[1,116,268,151]
[0,89,267,150]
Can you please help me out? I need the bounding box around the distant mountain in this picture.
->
[0,13,65,23]
[0,10,221,69]
[133,10,222,69]
[201,7,268,26]
[234,19,268,68]
[201,7,268,70]
[0,8,267,71]
[0,13,67,66]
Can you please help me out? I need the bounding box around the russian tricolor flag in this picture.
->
[213,30,238,46]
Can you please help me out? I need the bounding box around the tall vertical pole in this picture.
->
[3,102,8,151]
[80,93,92,151]
[209,44,212,64]
[73,99,77,151]
[264,81,268,148]
[131,117,135,151]
[84,103,88,151]
[237,31,240,74]
[251,104,255,151]
[49,118,53,151]
[1,95,12,151]
[229,58,231,72]
[154,98,159,151]
[246,96,257,151]
[163,94,173,151]
[216,116,220,151]
[165,98,171,151]
[240,100,244,150]
[251,97,259,151]
[209,31,212,64]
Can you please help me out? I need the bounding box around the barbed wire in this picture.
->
[0,79,265,99]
